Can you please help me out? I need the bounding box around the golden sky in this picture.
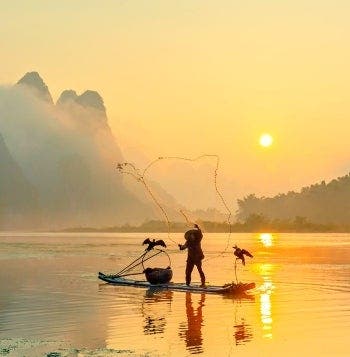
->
[1,1,349,200]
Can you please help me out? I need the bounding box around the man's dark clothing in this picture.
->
[185,259,205,286]
[180,227,205,286]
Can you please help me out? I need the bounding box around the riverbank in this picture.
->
[0,338,136,357]
[59,218,350,233]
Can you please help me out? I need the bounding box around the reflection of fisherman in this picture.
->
[179,224,206,286]
[180,292,205,352]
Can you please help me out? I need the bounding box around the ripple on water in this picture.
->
[0,232,349,356]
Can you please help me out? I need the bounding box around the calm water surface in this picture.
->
[0,232,349,356]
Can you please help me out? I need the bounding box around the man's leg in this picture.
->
[185,260,194,285]
[196,261,206,286]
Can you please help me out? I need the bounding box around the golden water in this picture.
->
[0,232,349,356]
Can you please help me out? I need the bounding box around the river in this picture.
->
[0,232,349,356]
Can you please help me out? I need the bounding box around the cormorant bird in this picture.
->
[233,245,253,266]
[142,238,167,251]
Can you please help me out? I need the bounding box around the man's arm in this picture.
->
[178,242,188,250]
[194,224,203,240]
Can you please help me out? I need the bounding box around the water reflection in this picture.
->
[260,233,274,247]
[179,293,205,354]
[257,263,275,339]
[142,288,254,354]
[142,288,173,335]
[234,319,253,345]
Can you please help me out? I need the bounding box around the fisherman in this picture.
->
[179,224,206,287]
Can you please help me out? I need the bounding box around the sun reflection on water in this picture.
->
[257,263,275,339]
[260,283,273,338]
[260,233,273,247]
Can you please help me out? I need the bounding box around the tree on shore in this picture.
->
[236,173,350,226]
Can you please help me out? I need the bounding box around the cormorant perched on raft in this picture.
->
[143,238,167,251]
[233,245,253,266]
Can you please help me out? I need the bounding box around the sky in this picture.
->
[1,0,349,207]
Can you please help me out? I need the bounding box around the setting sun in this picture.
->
[259,134,273,147]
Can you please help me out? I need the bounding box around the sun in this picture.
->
[259,133,273,147]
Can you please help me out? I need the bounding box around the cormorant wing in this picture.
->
[156,239,166,248]
[143,238,151,245]
[242,249,253,258]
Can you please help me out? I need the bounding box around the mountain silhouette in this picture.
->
[0,72,155,229]
[237,174,350,226]
[17,71,53,104]
[56,89,78,106]
[0,134,40,229]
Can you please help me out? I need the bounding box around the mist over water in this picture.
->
[2,4,350,357]
[0,73,230,231]
[2,72,348,233]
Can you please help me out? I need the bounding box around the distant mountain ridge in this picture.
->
[237,173,350,226]
[0,133,40,228]
[17,71,54,104]
[57,89,107,118]
[0,71,155,229]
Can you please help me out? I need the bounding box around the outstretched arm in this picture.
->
[194,224,203,240]
[178,242,188,250]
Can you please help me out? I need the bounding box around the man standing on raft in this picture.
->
[179,224,206,287]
